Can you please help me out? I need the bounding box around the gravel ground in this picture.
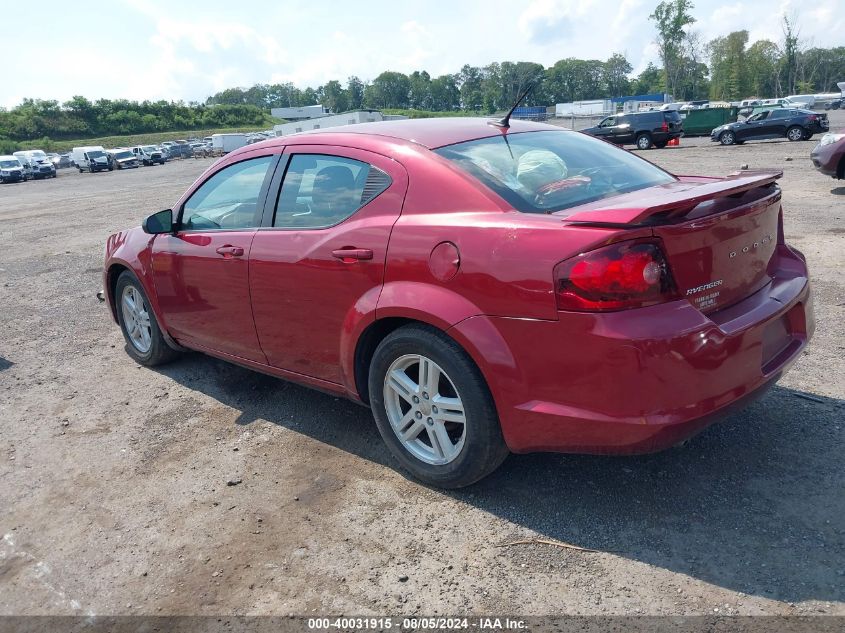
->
[0,114,843,618]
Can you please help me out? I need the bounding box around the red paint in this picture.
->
[104,119,814,456]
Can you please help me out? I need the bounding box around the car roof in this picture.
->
[273,117,566,150]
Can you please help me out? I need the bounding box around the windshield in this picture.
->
[114,151,133,159]
[0,160,20,168]
[87,151,106,159]
[30,151,47,160]
[141,146,157,152]
[435,130,676,214]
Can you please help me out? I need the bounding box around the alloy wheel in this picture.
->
[383,354,466,465]
[121,285,152,353]
[787,127,804,141]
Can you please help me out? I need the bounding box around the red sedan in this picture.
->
[102,118,814,488]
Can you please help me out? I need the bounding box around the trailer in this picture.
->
[555,100,612,117]
[211,134,248,154]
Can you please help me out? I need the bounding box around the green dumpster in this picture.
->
[680,107,739,136]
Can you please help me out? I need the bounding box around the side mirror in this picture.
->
[142,209,174,234]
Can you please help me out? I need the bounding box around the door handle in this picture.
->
[216,245,244,257]
[332,248,373,262]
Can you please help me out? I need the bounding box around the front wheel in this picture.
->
[368,324,508,488]
[787,126,805,142]
[115,271,180,367]
[719,131,736,145]
[635,133,652,150]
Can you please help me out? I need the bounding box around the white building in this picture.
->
[270,105,328,120]
[272,110,406,137]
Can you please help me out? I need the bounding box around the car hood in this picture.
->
[713,122,743,133]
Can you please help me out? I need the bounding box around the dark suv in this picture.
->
[581,110,683,150]
[711,108,829,145]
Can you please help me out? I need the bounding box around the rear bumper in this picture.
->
[450,246,813,454]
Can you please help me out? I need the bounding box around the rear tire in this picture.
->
[115,271,180,367]
[719,131,736,145]
[786,126,804,142]
[368,324,509,488]
[635,133,652,150]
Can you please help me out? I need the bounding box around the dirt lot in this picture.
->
[1,114,843,618]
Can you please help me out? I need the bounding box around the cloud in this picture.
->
[517,0,595,44]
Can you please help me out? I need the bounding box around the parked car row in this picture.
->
[0,150,58,182]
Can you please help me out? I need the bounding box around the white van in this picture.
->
[13,149,56,179]
[72,146,112,173]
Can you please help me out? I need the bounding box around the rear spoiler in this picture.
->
[562,169,783,226]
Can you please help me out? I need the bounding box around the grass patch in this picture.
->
[10,124,280,153]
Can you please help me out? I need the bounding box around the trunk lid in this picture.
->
[558,169,783,313]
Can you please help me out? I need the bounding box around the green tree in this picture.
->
[649,0,696,98]
[458,65,484,111]
[632,63,664,95]
[709,30,750,100]
[365,71,410,109]
[346,76,365,110]
[321,80,348,113]
[602,54,633,97]
[746,40,781,97]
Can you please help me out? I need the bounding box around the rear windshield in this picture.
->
[435,130,675,214]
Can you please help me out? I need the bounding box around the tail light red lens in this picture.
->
[661,121,669,132]
[554,240,678,311]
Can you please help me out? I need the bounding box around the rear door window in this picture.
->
[273,154,391,228]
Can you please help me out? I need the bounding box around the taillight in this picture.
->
[554,240,678,311]
[661,121,669,132]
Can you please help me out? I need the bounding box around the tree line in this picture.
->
[1,1,842,147]
[650,0,845,102]
[0,98,270,145]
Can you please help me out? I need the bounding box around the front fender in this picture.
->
[104,228,160,326]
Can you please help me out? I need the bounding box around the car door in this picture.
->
[739,111,770,140]
[767,109,792,136]
[610,115,633,143]
[151,152,280,362]
[249,146,408,383]
[589,116,616,140]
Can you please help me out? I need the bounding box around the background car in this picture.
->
[824,98,843,111]
[581,110,683,149]
[711,108,829,145]
[108,149,140,169]
[811,131,845,179]
[0,155,26,182]
[102,118,812,488]
[131,145,165,166]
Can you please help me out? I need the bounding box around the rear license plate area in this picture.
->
[761,303,806,374]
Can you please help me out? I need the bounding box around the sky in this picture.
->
[1,0,843,108]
